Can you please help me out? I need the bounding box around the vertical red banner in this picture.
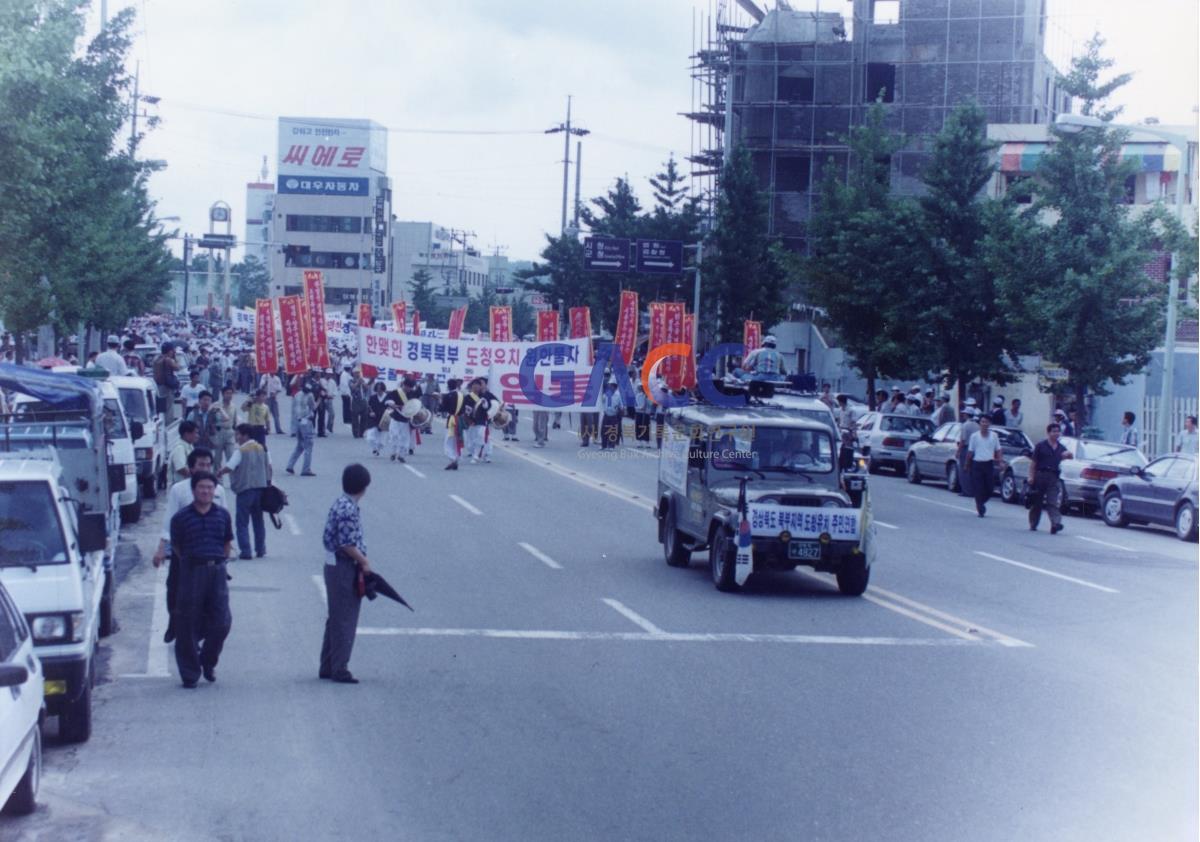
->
[254,299,277,374]
[277,296,308,375]
[647,302,666,357]
[681,313,697,389]
[391,301,406,334]
[448,305,467,340]
[536,310,559,342]
[302,270,330,369]
[359,303,377,378]
[489,306,513,342]
[661,302,685,390]
[614,290,639,366]
[569,306,593,364]
[743,320,762,357]
[411,310,420,336]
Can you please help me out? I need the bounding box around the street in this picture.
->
[6,407,1197,842]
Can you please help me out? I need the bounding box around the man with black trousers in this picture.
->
[168,471,234,688]
[320,464,373,684]
[1028,422,1073,533]
[965,415,1006,517]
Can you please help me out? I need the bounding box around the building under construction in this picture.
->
[687,0,1069,252]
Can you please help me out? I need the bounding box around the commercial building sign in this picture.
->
[278,117,387,176]
[276,175,370,196]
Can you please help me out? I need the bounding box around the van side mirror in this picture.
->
[129,421,144,440]
[0,664,29,688]
[79,512,108,553]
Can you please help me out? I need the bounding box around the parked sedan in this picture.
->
[1000,437,1148,513]
[858,413,935,474]
[906,423,1033,492]
[0,579,42,816]
[1100,453,1198,541]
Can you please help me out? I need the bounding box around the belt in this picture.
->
[185,557,226,567]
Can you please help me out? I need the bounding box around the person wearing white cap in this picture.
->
[989,396,1007,426]
[955,408,981,496]
[95,334,129,376]
[1053,408,1075,437]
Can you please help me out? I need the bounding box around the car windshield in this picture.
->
[994,428,1030,449]
[103,398,128,438]
[1078,441,1146,467]
[0,481,68,566]
[880,416,934,434]
[118,387,149,423]
[711,425,834,474]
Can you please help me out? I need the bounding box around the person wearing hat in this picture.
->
[121,338,145,376]
[933,393,956,427]
[989,396,1007,426]
[631,369,650,448]
[955,408,981,496]
[600,379,625,450]
[1054,408,1075,437]
[743,335,785,378]
[95,334,129,377]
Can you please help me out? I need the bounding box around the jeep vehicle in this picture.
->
[655,405,875,595]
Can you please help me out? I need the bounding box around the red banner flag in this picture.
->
[681,313,697,389]
[614,290,638,366]
[661,302,685,390]
[302,270,330,369]
[569,306,593,364]
[489,306,513,342]
[298,296,311,360]
[448,305,467,340]
[536,310,558,342]
[391,301,406,334]
[647,302,666,357]
[277,296,307,375]
[359,303,377,378]
[254,299,277,374]
[411,310,420,336]
[743,320,762,357]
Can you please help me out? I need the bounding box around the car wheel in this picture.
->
[2,726,40,815]
[905,457,921,484]
[663,506,691,568]
[1176,502,1198,542]
[946,462,960,493]
[119,489,142,525]
[99,572,115,638]
[1000,471,1018,504]
[1102,491,1129,528]
[709,528,739,592]
[59,663,93,744]
[836,558,870,596]
[866,455,881,475]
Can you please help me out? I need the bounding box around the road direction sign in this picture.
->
[584,237,630,272]
[635,239,683,274]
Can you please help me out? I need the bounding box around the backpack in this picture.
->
[261,484,289,529]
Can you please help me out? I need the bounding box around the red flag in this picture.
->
[411,310,420,336]
[647,302,666,358]
[448,305,467,339]
[743,320,762,357]
[661,302,685,390]
[614,290,639,366]
[359,303,377,379]
[277,296,307,375]
[254,299,277,374]
[681,313,697,389]
[391,301,406,334]
[303,270,330,369]
[569,306,593,364]
[536,310,558,342]
[489,306,513,342]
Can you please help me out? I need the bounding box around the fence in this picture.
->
[1140,396,1199,458]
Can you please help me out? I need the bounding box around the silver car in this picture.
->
[1000,437,1148,513]
[906,422,1032,492]
[857,413,935,474]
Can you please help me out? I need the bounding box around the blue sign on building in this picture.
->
[277,175,371,196]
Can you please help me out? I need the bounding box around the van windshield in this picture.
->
[118,387,149,423]
[0,481,69,566]
[103,398,128,438]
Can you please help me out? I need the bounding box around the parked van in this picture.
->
[111,373,174,499]
[0,579,42,815]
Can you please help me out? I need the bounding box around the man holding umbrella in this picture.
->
[319,464,374,684]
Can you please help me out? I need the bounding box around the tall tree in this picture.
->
[514,234,590,317]
[990,36,1163,425]
[233,256,270,309]
[408,268,438,314]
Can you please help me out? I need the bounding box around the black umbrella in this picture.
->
[362,571,414,611]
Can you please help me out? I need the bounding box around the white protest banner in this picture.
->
[231,308,256,330]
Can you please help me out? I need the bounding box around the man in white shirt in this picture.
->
[966,415,1006,517]
[179,369,204,417]
[94,335,129,376]
[338,366,353,429]
[260,370,285,434]
[1005,398,1024,430]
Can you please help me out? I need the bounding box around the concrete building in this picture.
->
[391,221,489,303]
[268,117,392,316]
[244,178,274,268]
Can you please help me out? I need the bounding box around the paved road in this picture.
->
[6,410,1197,841]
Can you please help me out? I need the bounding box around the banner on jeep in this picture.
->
[748,504,861,541]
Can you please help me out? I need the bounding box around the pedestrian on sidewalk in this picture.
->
[1119,411,1139,448]
[286,383,317,476]
[1177,415,1199,453]
[319,464,373,684]
[1028,422,1072,533]
[220,424,272,559]
[169,471,233,688]
[966,415,1006,517]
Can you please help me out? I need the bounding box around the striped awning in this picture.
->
[999,142,1182,174]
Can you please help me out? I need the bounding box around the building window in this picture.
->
[1005,174,1033,204]
[775,155,812,192]
[778,73,814,103]
[1123,174,1137,205]
[866,63,896,103]
[285,215,364,234]
[872,1,899,24]
[283,247,363,269]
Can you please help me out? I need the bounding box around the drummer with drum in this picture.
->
[381,376,428,463]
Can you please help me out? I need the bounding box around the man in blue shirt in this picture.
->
[1028,422,1073,533]
[319,464,373,684]
[600,380,624,450]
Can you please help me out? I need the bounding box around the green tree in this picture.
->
[233,256,270,309]
[514,234,589,317]
[703,145,789,343]
[408,268,438,315]
[990,36,1164,424]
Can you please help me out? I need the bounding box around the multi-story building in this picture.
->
[244,177,274,268]
[268,117,392,315]
[688,0,1067,253]
[391,221,489,302]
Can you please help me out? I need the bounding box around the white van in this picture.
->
[111,374,171,500]
[0,579,43,815]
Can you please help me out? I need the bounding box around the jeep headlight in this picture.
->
[29,612,85,644]
[821,499,844,508]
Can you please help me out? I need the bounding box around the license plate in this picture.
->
[44,680,66,696]
[788,541,822,561]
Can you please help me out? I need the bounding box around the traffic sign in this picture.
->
[635,239,683,274]
[198,234,236,250]
[529,293,551,310]
[584,237,630,272]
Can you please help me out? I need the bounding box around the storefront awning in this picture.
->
[999,141,1182,174]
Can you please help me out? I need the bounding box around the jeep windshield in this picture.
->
[0,481,69,567]
[710,426,834,474]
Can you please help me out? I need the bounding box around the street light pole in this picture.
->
[545,96,590,235]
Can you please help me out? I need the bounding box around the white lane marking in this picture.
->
[122,563,171,678]
[356,627,976,646]
[1076,534,1132,552]
[283,513,301,536]
[975,551,1119,594]
[501,444,654,512]
[867,585,1032,648]
[449,494,482,515]
[404,464,427,479]
[873,520,899,529]
[602,598,666,635]
[518,542,562,569]
[311,573,327,604]
[904,492,977,515]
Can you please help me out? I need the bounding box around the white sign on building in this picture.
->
[277,117,387,177]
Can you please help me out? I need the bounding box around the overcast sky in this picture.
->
[88,0,1198,263]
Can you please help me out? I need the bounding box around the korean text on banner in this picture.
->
[661,302,685,390]
[298,296,311,360]
[647,302,666,357]
[448,305,467,340]
[391,302,406,335]
[489,306,513,342]
[536,310,558,342]
[232,308,256,331]
[277,296,308,374]
[681,313,696,389]
[569,306,593,364]
[743,320,762,356]
[303,270,330,369]
[254,299,277,373]
[614,290,638,366]
[359,303,377,378]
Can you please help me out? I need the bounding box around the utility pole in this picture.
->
[545,96,589,234]
[182,235,192,316]
[573,141,583,230]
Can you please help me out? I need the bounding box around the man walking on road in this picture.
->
[1028,423,1072,533]
[966,415,1006,517]
[169,471,233,688]
[956,407,980,497]
[221,424,272,559]
[286,382,317,476]
[320,464,373,684]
